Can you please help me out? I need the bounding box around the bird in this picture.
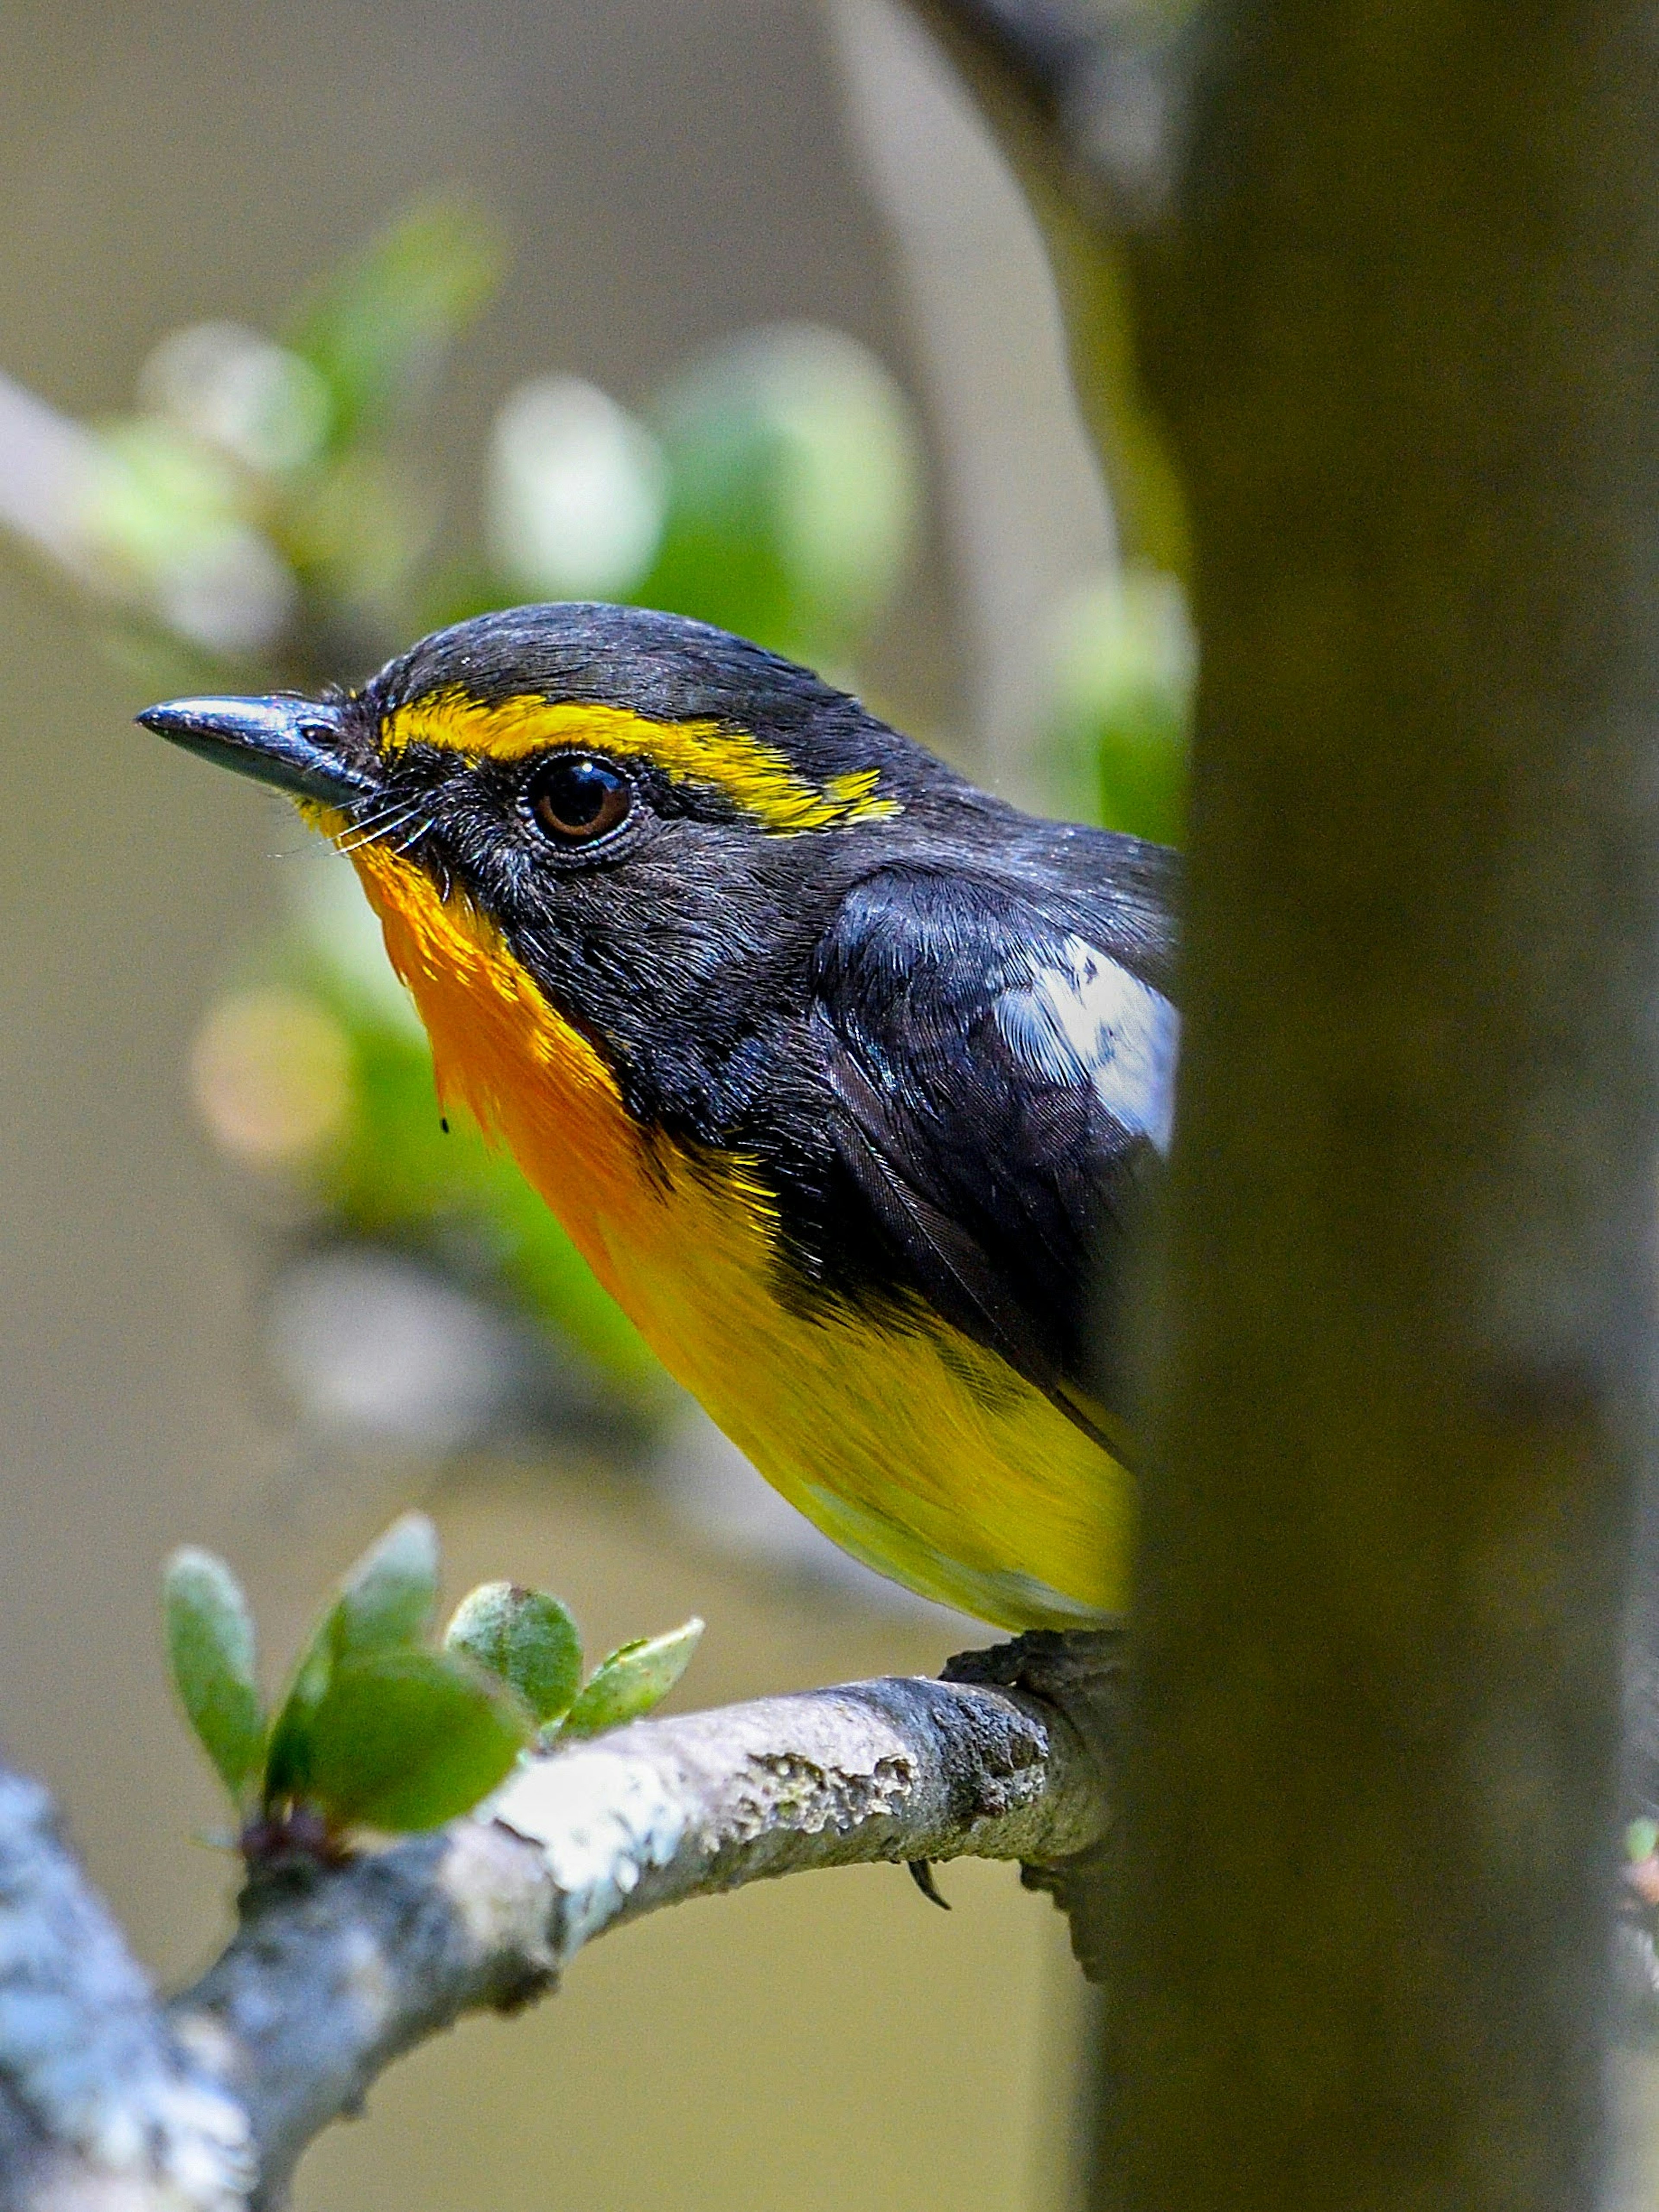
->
[141,603,1179,1631]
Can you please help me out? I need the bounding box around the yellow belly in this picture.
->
[346,840,1131,1628]
[628,1248,1132,1627]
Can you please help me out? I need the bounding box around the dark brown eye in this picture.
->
[525,754,632,844]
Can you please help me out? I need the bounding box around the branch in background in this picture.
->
[0,1667,1108,2211]
[905,0,1205,228]
[0,368,103,581]
[896,0,1195,576]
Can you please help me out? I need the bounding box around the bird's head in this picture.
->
[140,603,971,1138]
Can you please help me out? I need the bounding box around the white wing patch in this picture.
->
[995,934,1180,1153]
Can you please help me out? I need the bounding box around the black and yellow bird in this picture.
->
[142,605,1179,1630]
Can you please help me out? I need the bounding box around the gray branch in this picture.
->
[0,1764,253,2211]
[0,1671,1107,2211]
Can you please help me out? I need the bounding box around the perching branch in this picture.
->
[0,1765,253,2212]
[0,1664,1108,2211]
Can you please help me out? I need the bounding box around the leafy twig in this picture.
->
[0,1668,1107,2209]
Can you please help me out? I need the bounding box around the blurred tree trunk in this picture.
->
[914,2,1659,2205]
[1110,12,1659,2207]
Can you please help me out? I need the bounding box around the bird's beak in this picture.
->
[136,694,378,807]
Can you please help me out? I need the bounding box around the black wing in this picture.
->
[808,863,1179,1449]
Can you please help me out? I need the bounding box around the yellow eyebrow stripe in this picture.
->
[377,691,901,834]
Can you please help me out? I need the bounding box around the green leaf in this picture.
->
[261,1512,439,1809]
[638,327,919,664]
[1039,569,1194,847]
[305,1648,532,1832]
[163,1549,266,1803]
[562,1618,704,1739]
[333,1512,440,1658]
[445,1582,582,1728]
[1627,1818,1659,1863]
[288,196,504,447]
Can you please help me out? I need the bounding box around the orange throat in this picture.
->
[341,839,774,1302]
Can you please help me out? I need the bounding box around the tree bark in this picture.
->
[1104,9,1659,2208]
[906,1,1659,2200]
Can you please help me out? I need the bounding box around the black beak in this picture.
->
[137,694,378,808]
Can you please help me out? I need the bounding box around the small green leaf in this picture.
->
[261,1512,439,1809]
[562,1618,703,1739]
[1628,1818,1659,1864]
[305,1648,532,1832]
[333,1512,440,1658]
[639,327,919,665]
[163,1549,266,1803]
[445,1582,582,1728]
[289,196,504,446]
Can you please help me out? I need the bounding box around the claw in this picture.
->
[907,1858,950,1910]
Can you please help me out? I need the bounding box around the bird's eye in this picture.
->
[525,755,633,845]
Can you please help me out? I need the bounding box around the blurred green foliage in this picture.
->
[87,200,508,677]
[639,326,919,670]
[289,198,504,454]
[165,1513,701,1851]
[1039,567,1193,847]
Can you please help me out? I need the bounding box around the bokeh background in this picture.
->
[0,4,1188,2204]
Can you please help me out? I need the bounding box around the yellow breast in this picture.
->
[346,840,1130,1629]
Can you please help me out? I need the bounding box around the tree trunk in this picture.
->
[1101,7,1659,2207]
